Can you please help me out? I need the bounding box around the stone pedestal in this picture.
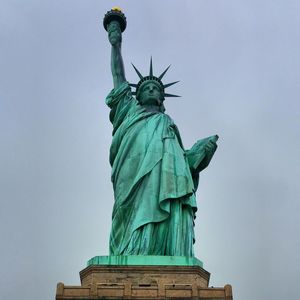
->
[56,256,233,299]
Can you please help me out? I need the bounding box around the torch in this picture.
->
[103,7,127,32]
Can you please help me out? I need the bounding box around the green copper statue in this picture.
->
[104,8,218,257]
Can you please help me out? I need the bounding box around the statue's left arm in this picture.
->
[184,135,218,191]
[186,135,218,175]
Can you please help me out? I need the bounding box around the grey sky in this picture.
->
[0,1,299,299]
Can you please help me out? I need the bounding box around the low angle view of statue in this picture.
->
[55,7,234,299]
[104,8,218,257]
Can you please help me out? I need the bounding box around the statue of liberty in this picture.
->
[104,8,218,257]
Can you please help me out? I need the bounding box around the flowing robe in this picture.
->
[106,82,200,256]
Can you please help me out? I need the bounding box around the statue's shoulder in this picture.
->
[106,82,133,106]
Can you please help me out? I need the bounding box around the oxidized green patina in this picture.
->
[104,9,218,257]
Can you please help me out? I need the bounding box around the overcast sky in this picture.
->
[0,1,299,299]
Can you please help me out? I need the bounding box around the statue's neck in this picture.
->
[142,104,162,113]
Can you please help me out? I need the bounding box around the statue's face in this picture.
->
[138,81,164,106]
[108,21,121,45]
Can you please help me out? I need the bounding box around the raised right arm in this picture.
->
[107,21,126,89]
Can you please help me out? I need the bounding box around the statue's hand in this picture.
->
[108,21,122,46]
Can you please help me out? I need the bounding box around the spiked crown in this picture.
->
[129,58,180,100]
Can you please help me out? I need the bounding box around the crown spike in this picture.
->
[164,81,180,89]
[158,65,171,80]
[164,93,181,98]
[149,56,153,77]
[131,63,143,79]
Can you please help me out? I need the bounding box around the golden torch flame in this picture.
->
[111,6,122,12]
